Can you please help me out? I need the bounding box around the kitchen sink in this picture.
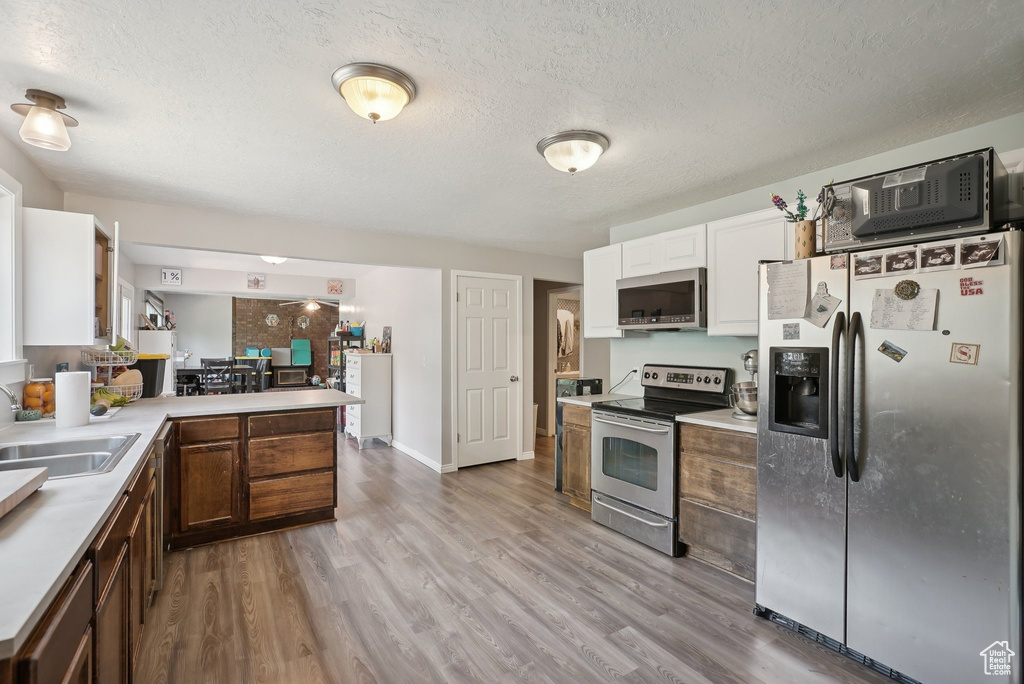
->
[0,434,141,479]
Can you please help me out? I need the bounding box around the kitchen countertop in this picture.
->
[0,389,361,660]
[556,393,637,407]
[676,407,758,434]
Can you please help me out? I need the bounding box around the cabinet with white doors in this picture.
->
[706,208,793,337]
[582,243,623,338]
[620,224,706,278]
[23,208,119,346]
[344,352,392,449]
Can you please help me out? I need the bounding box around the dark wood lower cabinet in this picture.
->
[16,561,93,684]
[94,546,127,684]
[178,440,241,532]
[678,423,757,581]
[128,476,155,669]
[561,405,592,512]
[170,408,338,550]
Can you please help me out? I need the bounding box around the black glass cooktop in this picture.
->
[592,397,716,421]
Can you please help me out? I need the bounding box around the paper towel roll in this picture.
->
[56,372,91,428]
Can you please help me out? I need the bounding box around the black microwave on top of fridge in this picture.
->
[821,147,1024,253]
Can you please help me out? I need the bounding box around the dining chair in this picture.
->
[200,357,235,395]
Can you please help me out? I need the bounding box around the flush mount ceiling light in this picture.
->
[260,255,288,264]
[331,63,416,123]
[536,131,610,175]
[10,89,78,151]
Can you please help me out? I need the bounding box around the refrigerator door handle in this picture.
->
[846,311,862,482]
[829,311,847,478]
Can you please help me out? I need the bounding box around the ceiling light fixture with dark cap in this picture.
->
[536,131,609,175]
[10,90,78,151]
[331,63,416,123]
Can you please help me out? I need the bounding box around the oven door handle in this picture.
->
[592,416,671,434]
[593,497,670,528]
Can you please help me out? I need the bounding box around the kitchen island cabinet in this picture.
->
[678,423,757,581]
[169,407,337,550]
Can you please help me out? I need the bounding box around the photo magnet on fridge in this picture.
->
[782,323,800,340]
[877,340,908,363]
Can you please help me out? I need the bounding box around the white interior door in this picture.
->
[456,275,520,467]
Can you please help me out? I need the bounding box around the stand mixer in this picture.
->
[731,349,758,421]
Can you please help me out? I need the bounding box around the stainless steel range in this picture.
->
[590,364,731,555]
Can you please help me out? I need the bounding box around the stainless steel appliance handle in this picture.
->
[846,311,862,483]
[592,415,671,434]
[593,497,670,528]
[829,311,846,478]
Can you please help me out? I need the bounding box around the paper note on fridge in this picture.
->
[805,288,842,328]
[869,288,938,331]
[767,260,810,320]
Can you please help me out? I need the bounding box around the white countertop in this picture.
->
[556,393,637,407]
[676,407,758,434]
[0,389,361,659]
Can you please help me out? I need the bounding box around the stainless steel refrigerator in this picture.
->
[755,231,1021,684]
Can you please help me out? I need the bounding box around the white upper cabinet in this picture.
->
[583,243,624,338]
[621,224,706,278]
[23,208,118,346]
[706,209,788,337]
[662,224,707,272]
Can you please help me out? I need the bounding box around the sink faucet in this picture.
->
[0,384,21,412]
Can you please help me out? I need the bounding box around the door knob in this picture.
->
[510,375,519,382]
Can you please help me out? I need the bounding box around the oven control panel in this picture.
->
[640,365,729,393]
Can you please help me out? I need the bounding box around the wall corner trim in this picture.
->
[518,451,535,461]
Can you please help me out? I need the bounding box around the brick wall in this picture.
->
[231,298,336,381]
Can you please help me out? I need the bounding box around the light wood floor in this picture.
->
[135,435,890,684]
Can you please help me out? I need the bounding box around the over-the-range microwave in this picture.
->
[617,268,707,331]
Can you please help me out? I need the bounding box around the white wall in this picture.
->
[345,267,443,470]
[63,192,594,469]
[134,264,355,302]
[608,112,1024,390]
[160,293,233,367]
[0,134,64,429]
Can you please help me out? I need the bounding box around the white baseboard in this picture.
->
[518,450,535,461]
[535,427,550,437]
[392,441,443,473]
[440,463,457,473]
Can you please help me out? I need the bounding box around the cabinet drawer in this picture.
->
[18,560,94,684]
[346,404,361,420]
[178,416,240,444]
[248,409,335,438]
[680,454,756,519]
[678,498,755,580]
[679,424,756,467]
[563,404,591,428]
[249,431,334,478]
[249,471,335,520]
[346,414,361,435]
[89,495,128,603]
[346,367,360,385]
[346,380,361,397]
[346,356,361,369]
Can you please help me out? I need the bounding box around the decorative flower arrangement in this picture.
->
[770,182,832,223]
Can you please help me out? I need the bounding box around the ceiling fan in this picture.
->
[278,298,339,311]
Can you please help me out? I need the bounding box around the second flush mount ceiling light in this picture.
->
[536,131,609,174]
[10,89,78,151]
[331,63,416,123]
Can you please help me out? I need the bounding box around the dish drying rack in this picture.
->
[81,349,143,402]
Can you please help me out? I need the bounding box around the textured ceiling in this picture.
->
[119,242,379,279]
[1,1,1022,258]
